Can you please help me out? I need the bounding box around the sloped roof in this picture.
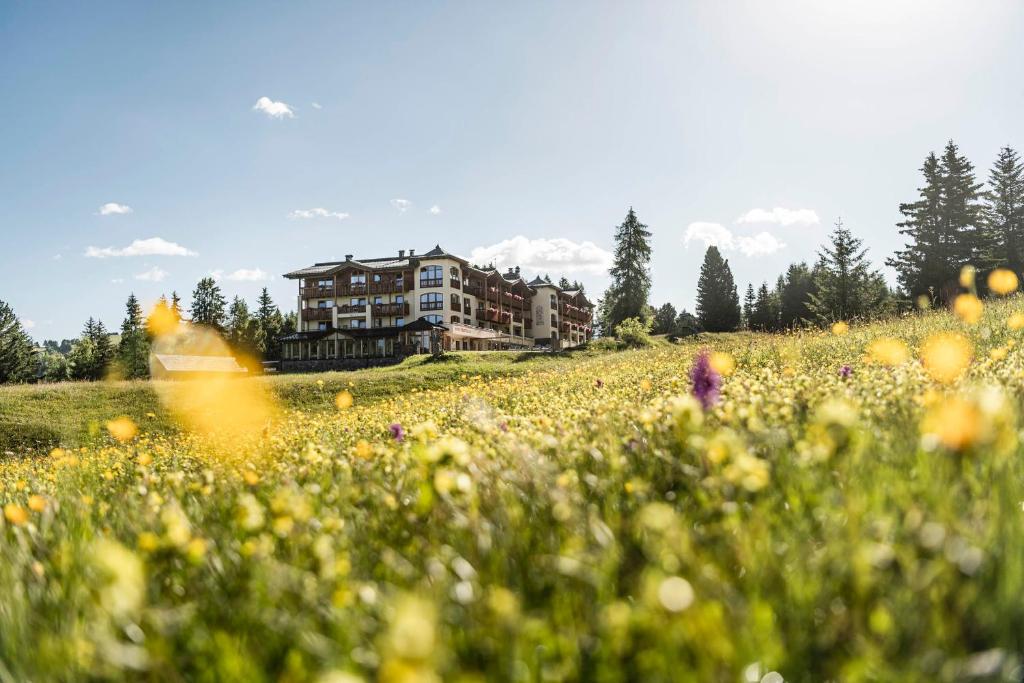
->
[153,354,248,373]
[527,276,554,287]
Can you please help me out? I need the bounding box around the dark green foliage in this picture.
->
[67,318,114,381]
[695,246,741,332]
[651,303,677,335]
[810,219,890,322]
[603,208,653,331]
[749,282,779,331]
[742,284,755,330]
[0,300,36,384]
[983,146,1024,278]
[189,278,228,331]
[889,141,985,303]
[613,317,652,348]
[117,293,150,380]
[673,309,701,337]
[256,288,286,360]
[778,262,815,328]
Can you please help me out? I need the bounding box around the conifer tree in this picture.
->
[227,296,258,355]
[0,299,36,383]
[558,276,572,290]
[983,145,1024,277]
[170,291,184,321]
[603,208,653,332]
[810,219,889,322]
[189,278,227,331]
[778,262,814,328]
[68,317,112,380]
[146,295,171,338]
[695,246,740,332]
[742,284,755,330]
[117,293,150,379]
[255,288,285,360]
[651,303,677,335]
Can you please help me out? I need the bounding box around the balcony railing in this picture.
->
[338,304,366,314]
[419,278,443,288]
[372,302,409,317]
[464,284,483,298]
[302,308,333,321]
[449,279,461,290]
[301,286,335,299]
[336,284,368,296]
[420,301,443,311]
[369,280,410,294]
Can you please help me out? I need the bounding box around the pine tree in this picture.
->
[68,317,112,381]
[189,278,227,331]
[750,282,779,331]
[146,295,171,338]
[651,303,677,335]
[0,299,36,383]
[255,288,285,360]
[695,246,741,332]
[810,219,889,322]
[170,291,184,321]
[742,284,755,330]
[93,320,114,378]
[778,262,814,328]
[983,146,1024,277]
[558,276,572,290]
[603,208,653,332]
[117,293,150,379]
[227,296,257,352]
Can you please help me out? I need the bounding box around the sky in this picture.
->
[2,0,1023,340]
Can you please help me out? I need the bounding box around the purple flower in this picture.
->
[839,364,853,379]
[388,423,405,443]
[690,350,721,410]
[595,379,604,388]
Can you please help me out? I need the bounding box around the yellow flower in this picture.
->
[106,416,138,443]
[243,470,260,486]
[335,390,354,410]
[988,268,1019,296]
[953,294,983,324]
[866,337,910,366]
[959,265,976,289]
[920,397,981,451]
[1008,313,1024,330]
[354,439,373,459]
[709,351,736,376]
[831,321,849,336]
[27,494,46,512]
[921,333,973,383]
[639,378,652,391]
[3,503,28,526]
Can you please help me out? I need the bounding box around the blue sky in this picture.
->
[2,1,1022,339]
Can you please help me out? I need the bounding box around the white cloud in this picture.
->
[211,268,270,282]
[288,207,349,221]
[98,202,133,216]
[53,254,62,260]
[85,237,198,258]
[21,318,35,330]
[391,198,412,213]
[429,205,441,215]
[683,222,786,257]
[311,102,323,109]
[253,96,294,119]
[736,207,819,227]
[135,266,168,282]
[469,236,613,275]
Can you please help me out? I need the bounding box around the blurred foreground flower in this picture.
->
[689,351,721,410]
[867,337,910,366]
[831,321,849,336]
[988,268,1019,296]
[921,333,973,383]
[106,416,138,443]
[709,351,736,376]
[953,294,983,324]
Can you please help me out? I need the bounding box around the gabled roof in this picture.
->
[528,276,556,288]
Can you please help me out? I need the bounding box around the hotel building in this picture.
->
[280,245,594,370]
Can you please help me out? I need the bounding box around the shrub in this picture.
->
[614,316,652,348]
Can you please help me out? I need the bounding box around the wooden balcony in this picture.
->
[449,279,461,290]
[301,286,335,299]
[420,301,444,311]
[336,284,368,296]
[372,302,409,317]
[464,284,484,298]
[476,309,501,323]
[337,304,366,315]
[369,280,411,294]
[302,307,333,321]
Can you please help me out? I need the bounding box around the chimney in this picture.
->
[399,249,405,259]
[409,248,415,257]
[344,254,353,261]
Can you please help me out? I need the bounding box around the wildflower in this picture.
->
[867,338,910,366]
[92,538,145,618]
[595,379,604,388]
[921,333,972,383]
[106,416,138,443]
[640,378,652,391]
[988,268,1019,295]
[27,494,46,512]
[953,294,983,324]
[831,321,849,336]
[689,351,721,410]
[709,351,736,376]
[959,265,976,289]
[354,440,373,459]
[1008,312,1024,330]
[3,503,28,526]
[389,423,405,442]
[335,390,354,410]
[920,397,981,451]
[839,364,853,378]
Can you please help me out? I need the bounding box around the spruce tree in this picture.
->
[68,317,112,380]
[255,288,285,359]
[189,278,227,331]
[742,284,755,330]
[118,293,150,379]
[93,320,114,378]
[651,303,677,335]
[0,299,36,383]
[810,219,889,322]
[558,276,572,290]
[227,296,257,354]
[983,146,1024,277]
[170,291,184,321]
[146,295,171,338]
[778,262,814,328]
[695,246,741,332]
[603,208,653,332]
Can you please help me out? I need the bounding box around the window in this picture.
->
[420,292,443,310]
[350,319,366,329]
[373,273,382,282]
[317,300,333,309]
[551,314,558,326]
[396,317,405,327]
[351,274,366,285]
[450,266,460,279]
[350,297,366,306]
[374,296,383,305]
[451,316,460,324]
[420,265,442,287]
[451,293,461,309]
[318,322,328,331]
[395,295,404,304]
[550,294,557,308]
[317,278,332,288]
[463,317,471,325]
[424,314,443,325]
[373,319,382,328]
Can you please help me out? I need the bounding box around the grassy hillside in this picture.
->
[2,299,1024,680]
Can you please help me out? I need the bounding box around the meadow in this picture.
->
[3,298,1024,681]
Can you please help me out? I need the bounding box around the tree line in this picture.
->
[598,140,1022,339]
[1,279,294,383]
